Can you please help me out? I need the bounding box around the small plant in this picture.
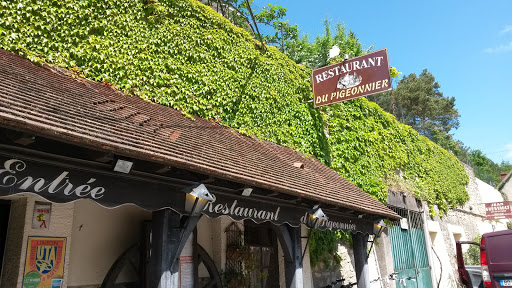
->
[224,243,258,288]
[223,269,250,288]
[309,230,346,268]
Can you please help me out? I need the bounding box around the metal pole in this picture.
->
[406,210,419,288]
[301,229,311,265]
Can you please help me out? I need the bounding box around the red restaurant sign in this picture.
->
[312,49,392,107]
[484,201,512,220]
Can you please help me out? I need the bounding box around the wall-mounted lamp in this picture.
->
[305,207,328,229]
[183,183,215,216]
[302,207,328,264]
[113,158,134,174]
[171,183,215,268]
[373,219,387,237]
[367,219,388,260]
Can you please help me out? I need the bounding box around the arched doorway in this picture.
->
[101,243,222,288]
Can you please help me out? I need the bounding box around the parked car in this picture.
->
[456,229,512,288]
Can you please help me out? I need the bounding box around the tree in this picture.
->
[501,161,512,175]
[468,149,512,186]
[429,129,470,161]
[202,0,296,50]
[368,69,460,138]
[203,1,511,187]
[253,4,299,52]
[284,19,365,69]
[463,235,482,265]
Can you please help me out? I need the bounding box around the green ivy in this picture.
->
[309,230,348,268]
[325,99,469,214]
[0,0,329,162]
[0,0,468,216]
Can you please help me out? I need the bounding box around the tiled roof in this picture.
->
[0,50,399,219]
[498,171,512,191]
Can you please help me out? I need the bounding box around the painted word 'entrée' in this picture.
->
[0,159,105,199]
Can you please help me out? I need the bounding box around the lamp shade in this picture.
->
[373,219,387,236]
[305,207,328,229]
[183,183,215,216]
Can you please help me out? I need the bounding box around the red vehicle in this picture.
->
[457,229,512,288]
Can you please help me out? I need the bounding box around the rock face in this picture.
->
[311,242,353,287]
[312,165,510,288]
[427,164,509,288]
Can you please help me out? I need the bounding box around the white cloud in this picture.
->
[500,25,512,34]
[484,41,512,53]
[506,143,512,159]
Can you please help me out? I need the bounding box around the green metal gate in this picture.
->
[389,207,433,288]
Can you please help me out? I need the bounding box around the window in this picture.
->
[244,221,279,288]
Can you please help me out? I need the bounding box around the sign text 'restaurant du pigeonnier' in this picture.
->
[311,49,392,107]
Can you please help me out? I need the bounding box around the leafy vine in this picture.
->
[0,0,469,262]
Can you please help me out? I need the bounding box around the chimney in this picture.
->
[501,172,509,181]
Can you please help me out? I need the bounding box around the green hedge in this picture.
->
[0,0,468,214]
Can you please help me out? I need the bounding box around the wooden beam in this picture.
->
[155,165,172,174]
[13,134,35,145]
[149,209,181,288]
[149,209,200,288]
[274,225,303,288]
[94,153,114,163]
[171,215,201,267]
[201,176,215,183]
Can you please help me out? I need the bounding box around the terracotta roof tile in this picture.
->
[0,50,399,219]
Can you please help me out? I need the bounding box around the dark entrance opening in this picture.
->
[244,220,280,288]
[0,200,10,276]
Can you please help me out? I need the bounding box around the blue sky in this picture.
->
[253,0,512,164]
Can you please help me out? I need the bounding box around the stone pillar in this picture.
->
[352,233,370,288]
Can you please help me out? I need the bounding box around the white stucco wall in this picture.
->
[368,238,384,288]
[427,220,458,288]
[68,200,151,287]
[501,177,512,201]
[424,166,511,288]
[301,225,313,288]
[196,216,213,279]
[476,178,509,231]
[477,178,506,203]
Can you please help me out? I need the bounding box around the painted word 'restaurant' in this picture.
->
[204,199,280,221]
[0,159,105,199]
[314,56,385,84]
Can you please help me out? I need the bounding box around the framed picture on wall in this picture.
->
[22,236,66,288]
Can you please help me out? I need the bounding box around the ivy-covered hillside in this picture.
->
[0,0,468,214]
